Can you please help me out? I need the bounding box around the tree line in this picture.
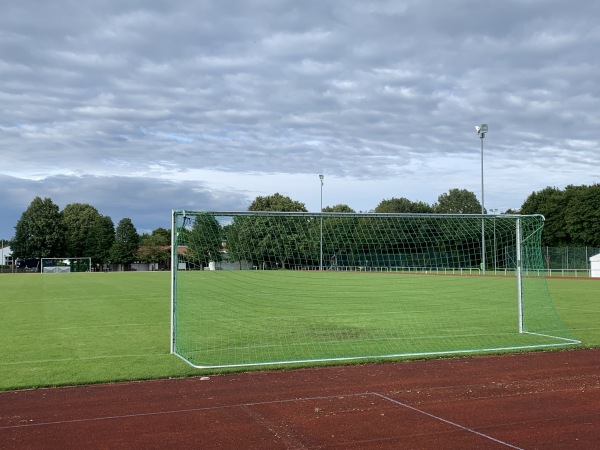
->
[5,184,599,268]
[518,184,600,247]
[371,184,599,247]
[8,197,171,269]
[245,185,600,248]
[181,196,542,272]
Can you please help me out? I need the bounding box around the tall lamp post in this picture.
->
[476,124,488,275]
[490,208,498,273]
[319,174,324,271]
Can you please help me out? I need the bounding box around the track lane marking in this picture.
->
[0,390,526,449]
[0,393,368,430]
[372,392,524,449]
[0,392,523,450]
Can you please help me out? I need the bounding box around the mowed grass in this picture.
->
[0,272,198,390]
[547,277,600,346]
[0,272,599,390]
[174,271,581,367]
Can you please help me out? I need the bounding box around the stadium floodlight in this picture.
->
[319,174,324,271]
[476,124,488,274]
[170,210,579,369]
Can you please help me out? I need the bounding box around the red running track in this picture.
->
[1,349,599,449]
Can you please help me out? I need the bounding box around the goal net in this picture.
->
[41,257,92,273]
[170,211,579,368]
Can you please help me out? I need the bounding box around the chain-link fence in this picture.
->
[542,247,600,277]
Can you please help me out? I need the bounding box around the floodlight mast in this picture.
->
[476,124,488,275]
[319,174,324,271]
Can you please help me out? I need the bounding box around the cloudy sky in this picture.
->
[1,0,599,239]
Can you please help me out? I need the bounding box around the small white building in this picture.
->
[590,253,600,278]
[1,245,12,266]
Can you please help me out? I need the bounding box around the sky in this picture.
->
[1,0,599,239]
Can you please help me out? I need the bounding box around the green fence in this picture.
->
[542,247,600,277]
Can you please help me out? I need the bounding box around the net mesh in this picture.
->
[171,212,578,368]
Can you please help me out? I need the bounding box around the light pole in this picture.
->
[319,174,324,271]
[491,208,498,273]
[476,124,488,275]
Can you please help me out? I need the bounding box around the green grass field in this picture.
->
[1,272,599,391]
[174,271,580,367]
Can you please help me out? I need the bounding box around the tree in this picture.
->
[564,184,600,247]
[375,197,434,213]
[151,227,170,243]
[87,216,115,266]
[323,204,355,213]
[61,203,103,257]
[434,189,482,214]
[12,197,64,259]
[187,215,223,268]
[226,194,309,269]
[520,186,569,246]
[248,193,307,212]
[138,227,171,267]
[519,184,600,247]
[321,205,357,264]
[110,218,140,268]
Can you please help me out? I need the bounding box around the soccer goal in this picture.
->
[170,211,579,369]
[41,257,92,273]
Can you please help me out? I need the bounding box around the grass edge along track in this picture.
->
[1,271,596,390]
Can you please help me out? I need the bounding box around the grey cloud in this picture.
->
[0,174,251,238]
[1,0,599,237]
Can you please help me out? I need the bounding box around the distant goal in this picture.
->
[170,211,580,369]
[41,257,92,273]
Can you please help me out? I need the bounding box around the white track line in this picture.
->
[0,393,366,430]
[372,392,524,450]
[1,390,524,449]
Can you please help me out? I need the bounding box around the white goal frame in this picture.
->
[170,211,581,368]
[41,257,92,273]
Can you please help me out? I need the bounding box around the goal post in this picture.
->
[170,211,579,368]
[41,257,92,273]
